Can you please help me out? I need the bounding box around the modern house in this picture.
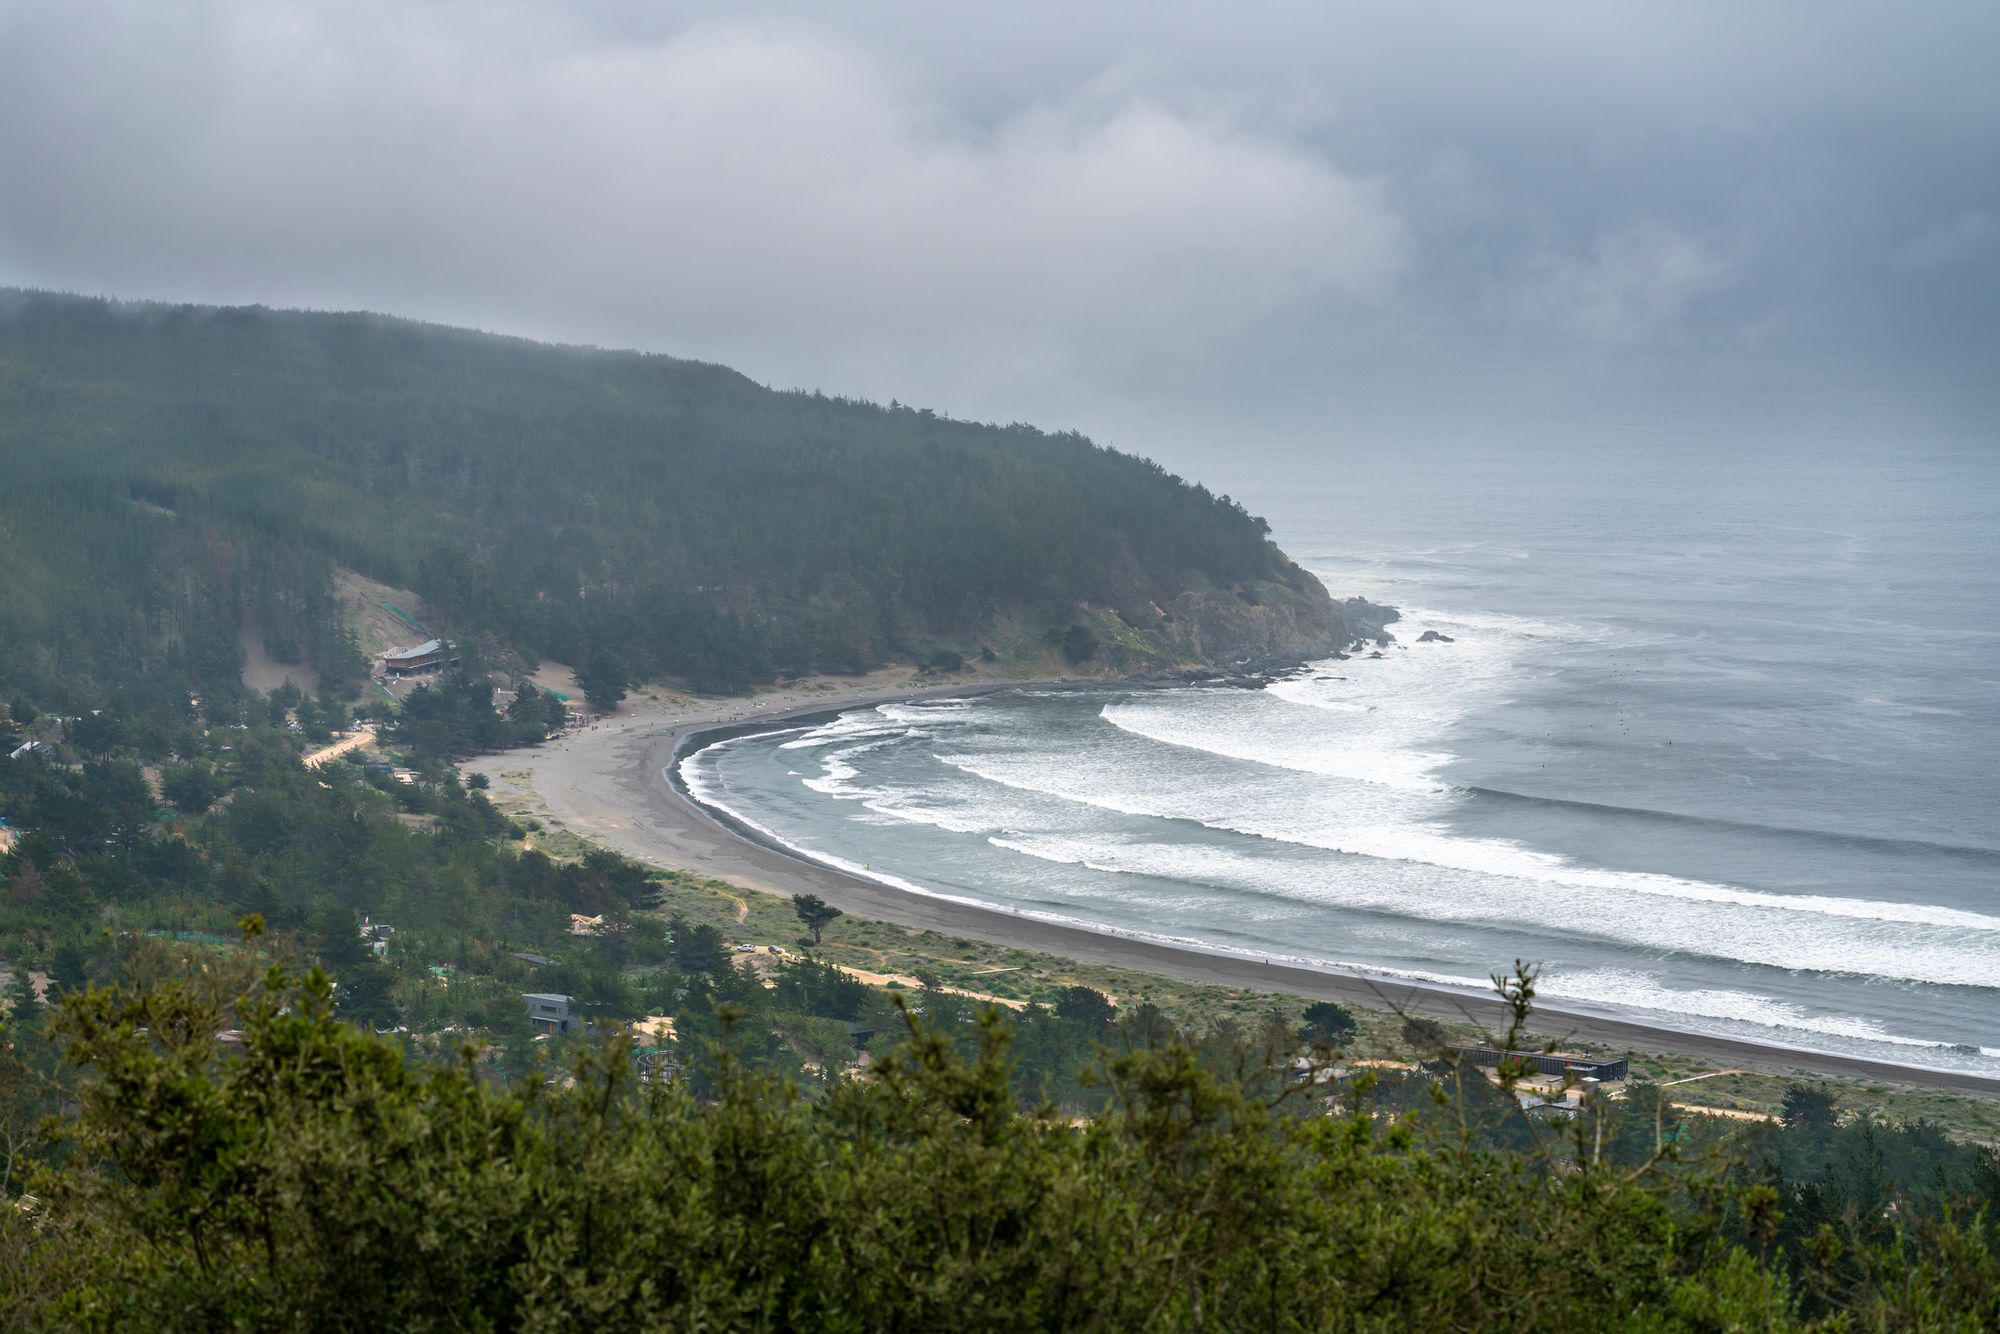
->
[1447,1046,1629,1083]
[524,992,578,1037]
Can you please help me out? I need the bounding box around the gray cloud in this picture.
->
[0,3,1406,410]
[1893,211,1998,275]
[1498,223,1738,343]
[0,0,1993,432]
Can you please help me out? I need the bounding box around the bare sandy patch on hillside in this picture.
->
[238,618,320,694]
[335,568,432,661]
[527,660,584,702]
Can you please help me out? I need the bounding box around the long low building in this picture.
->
[381,639,456,677]
[1448,1046,1629,1082]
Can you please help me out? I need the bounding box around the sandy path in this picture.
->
[832,965,1028,1011]
[462,676,2000,1099]
[302,726,376,769]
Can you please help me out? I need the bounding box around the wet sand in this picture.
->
[464,676,2000,1098]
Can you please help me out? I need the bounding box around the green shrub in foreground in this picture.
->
[0,955,1994,1331]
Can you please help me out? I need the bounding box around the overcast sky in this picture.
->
[1,1,1993,446]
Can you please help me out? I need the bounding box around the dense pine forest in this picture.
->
[0,288,1330,713]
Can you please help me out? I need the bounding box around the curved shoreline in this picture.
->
[467,676,2000,1098]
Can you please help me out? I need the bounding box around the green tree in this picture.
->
[160,762,223,814]
[1297,1000,1358,1047]
[578,648,630,712]
[791,892,843,946]
[334,961,399,1030]
[2,964,37,1019]
[771,955,870,1020]
[667,913,730,974]
[1053,984,1116,1032]
[1779,1082,1840,1132]
[46,940,89,997]
[69,710,125,760]
[308,903,370,974]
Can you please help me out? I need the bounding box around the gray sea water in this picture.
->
[682,360,2000,1074]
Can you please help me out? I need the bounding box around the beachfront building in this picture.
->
[381,639,457,678]
[1447,1046,1629,1083]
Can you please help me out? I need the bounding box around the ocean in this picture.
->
[680,361,2000,1075]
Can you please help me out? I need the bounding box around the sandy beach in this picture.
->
[463,673,2000,1098]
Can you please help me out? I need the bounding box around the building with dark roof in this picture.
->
[1448,1046,1629,1082]
[381,639,456,677]
[524,992,577,1036]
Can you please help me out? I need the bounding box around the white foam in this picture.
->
[1102,700,1457,793]
[678,758,1505,993]
[678,734,1998,1073]
[691,725,811,756]
[798,738,1003,837]
[778,707,906,750]
[674,602,2000,1065]
[1335,824,2000,932]
[878,700,974,722]
[938,744,2000,935]
[1099,605,1548,795]
[971,820,2000,990]
[675,755,949,903]
[800,737,902,797]
[1538,969,2000,1063]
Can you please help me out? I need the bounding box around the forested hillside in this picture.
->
[0,289,1337,712]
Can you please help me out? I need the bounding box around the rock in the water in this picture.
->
[1416,630,1455,643]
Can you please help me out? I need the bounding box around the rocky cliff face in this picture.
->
[1005,552,1397,679]
[1156,559,1398,667]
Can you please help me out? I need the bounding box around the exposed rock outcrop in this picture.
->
[1030,553,1396,681]
[1153,558,1397,668]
